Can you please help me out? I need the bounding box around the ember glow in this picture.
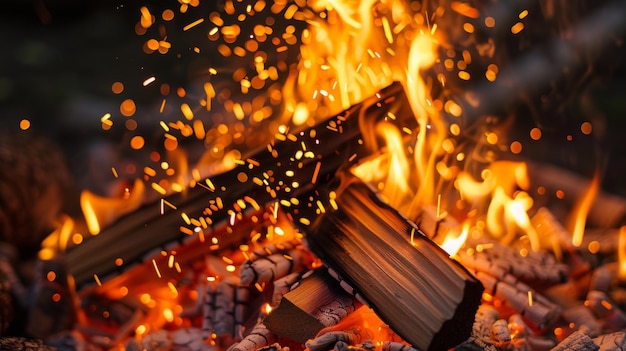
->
[41,0,626,350]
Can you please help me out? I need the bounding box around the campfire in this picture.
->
[5,0,626,350]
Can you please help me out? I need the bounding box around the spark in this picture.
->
[181,213,191,225]
[381,16,393,44]
[142,76,156,86]
[94,274,102,286]
[273,201,279,219]
[100,113,111,122]
[179,226,194,235]
[166,282,178,298]
[183,18,205,31]
[162,199,177,210]
[152,259,162,278]
[316,200,326,214]
[163,308,174,322]
[436,194,442,219]
[19,119,31,130]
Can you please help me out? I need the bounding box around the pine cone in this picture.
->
[0,132,72,256]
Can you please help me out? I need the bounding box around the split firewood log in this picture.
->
[264,268,360,343]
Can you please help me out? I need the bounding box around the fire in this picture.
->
[567,169,600,247]
[80,178,145,235]
[440,220,469,256]
[47,0,617,350]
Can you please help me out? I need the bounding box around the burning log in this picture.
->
[227,321,277,351]
[475,271,561,332]
[305,328,374,351]
[592,331,626,350]
[561,305,602,337]
[458,240,568,286]
[456,243,564,331]
[586,290,626,332]
[239,241,313,287]
[170,327,206,351]
[66,82,414,290]
[270,271,302,306]
[291,176,484,351]
[551,330,598,351]
[263,268,359,343]
[198,276,255,340]
[382,341,420,351]
[527,162,626,229]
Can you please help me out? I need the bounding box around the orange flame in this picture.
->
[440,221,470,257]
[566,169,600,247]
[39,214,75,259]
[80,178,145,235]
[618,226,626,282]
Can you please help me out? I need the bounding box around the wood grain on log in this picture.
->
[264,268,359,343]
[292,176,484,351]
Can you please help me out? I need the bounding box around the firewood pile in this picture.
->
[0,82,626,351]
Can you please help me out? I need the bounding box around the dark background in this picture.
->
[1,0,625,220]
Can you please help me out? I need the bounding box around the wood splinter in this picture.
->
[264,268,359,343]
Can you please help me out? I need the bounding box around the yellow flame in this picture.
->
[619,226,626,282]
[80,178,145,235]
[406,32,443,211]
[455,161,535,247]
[352,122,411,206]
[283,0,422,123]
[441,221,470,257]
[567,170,600,247]
[39,214,75,259]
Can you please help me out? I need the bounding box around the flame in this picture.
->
[80,178,145,235]
[441,221,469,257]
[352,122,411,207]
[619,226,626,282]
[289,0,542,253]
[71,0,623,348]
[566,169,600,247]
[284,0,434,122]
[39,214,75,259]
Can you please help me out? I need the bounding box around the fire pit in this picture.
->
[2,0,626,350]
